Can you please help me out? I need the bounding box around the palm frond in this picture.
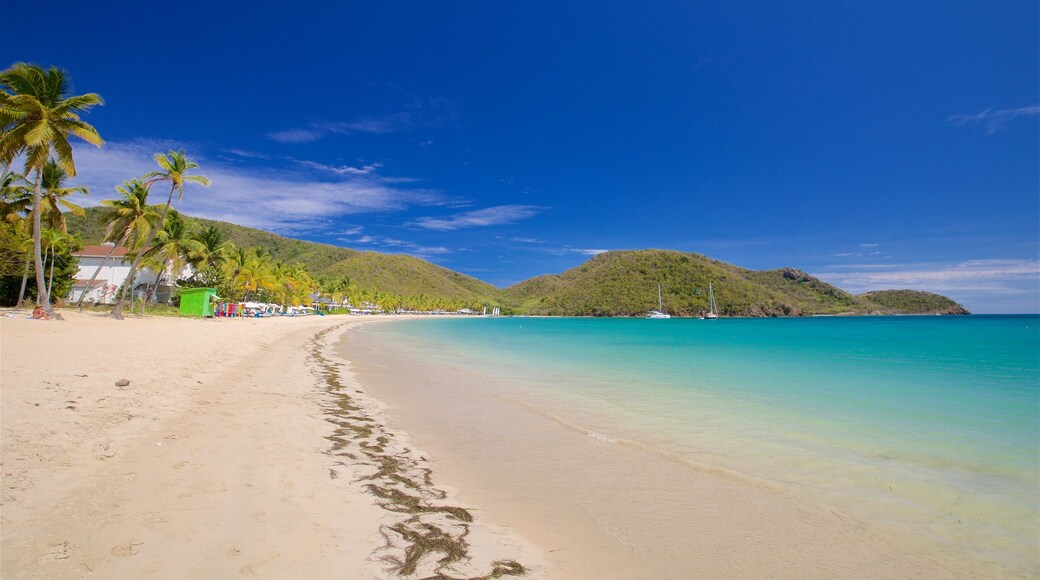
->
[50,135,76,176]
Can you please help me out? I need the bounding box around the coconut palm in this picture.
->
[111,150,208,318]
[1,171,32,303]
[75,179,157,310]
[188,224,230,278]
[140,210,202,312]
[0,63,103,313]
[38,159,87,233]
[39,228,78,300]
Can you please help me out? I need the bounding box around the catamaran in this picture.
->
[647,283,671,319]
[704,282,719,319]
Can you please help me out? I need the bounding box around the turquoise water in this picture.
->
[373,315,1039,569]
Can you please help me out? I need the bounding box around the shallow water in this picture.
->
[364,315,1039,574]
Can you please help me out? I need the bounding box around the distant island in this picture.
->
[64,208,969,317]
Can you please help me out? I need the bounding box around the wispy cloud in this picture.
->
[814,259,1040,294]
[411,205,546,231]
[267,128,325,144]
[268,113,414,143]
[546,247,611,257]
[337,233,451,256]
[297,160,383,176]
[860,243,879,247]
[949,105,1040,135]
[69,139,445,232]
[226,148,270,160]
[510,237,545,244]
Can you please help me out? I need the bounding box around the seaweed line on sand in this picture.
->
[310,325,527,579]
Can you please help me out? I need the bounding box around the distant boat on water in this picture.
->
[647,283,671,319]
[704,282,719,319]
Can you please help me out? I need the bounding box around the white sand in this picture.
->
[0,312,538,578]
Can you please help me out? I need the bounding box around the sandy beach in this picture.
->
[0,312,539,578]
[3,312,1033,579]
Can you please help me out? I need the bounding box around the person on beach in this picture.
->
[31,305,50,320]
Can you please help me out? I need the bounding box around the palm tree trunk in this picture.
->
[46,244,55,301]
[17,254,30,305]
[112,185,175,319]
[111,260,139,318]
[76,242,121,311]
[142,262,167,314]
[31,169,51,315]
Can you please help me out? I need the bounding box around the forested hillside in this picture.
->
[66,209,969,316]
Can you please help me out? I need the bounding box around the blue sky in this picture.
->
[5,1,1038,312]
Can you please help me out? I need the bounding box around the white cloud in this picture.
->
[67,139,444,232]
[949,105,1040,135]
[814,259,1040,294]
[860,243,879,247]
[267,128,324,144]
[226,148,270,159]
[510,237,545,244]
[267,114,414,144]
[297,160,383,175]
[411,205,546,231]
[571,248,609,256]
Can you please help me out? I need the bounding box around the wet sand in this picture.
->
[339,320,1025,579]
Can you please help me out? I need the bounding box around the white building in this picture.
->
[68,243,165,305]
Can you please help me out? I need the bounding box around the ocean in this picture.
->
[360,315,1039,574]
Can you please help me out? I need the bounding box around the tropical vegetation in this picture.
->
[0,62,103,315]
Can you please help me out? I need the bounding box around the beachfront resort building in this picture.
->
[68,243,186,305]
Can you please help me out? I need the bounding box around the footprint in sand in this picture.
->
[238,551,279,576]
[95,442,115,460]
[110,540,143,557]
[39,541,75,561]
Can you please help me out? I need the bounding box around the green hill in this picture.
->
[66,209,968,316]
[321,252,501,305]
[858,290,970,315]
[502,250,888,316]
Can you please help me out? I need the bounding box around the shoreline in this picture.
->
[4,312,1033,578]
[338,318,1036,578]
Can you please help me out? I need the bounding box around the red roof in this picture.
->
[72,245,129,258]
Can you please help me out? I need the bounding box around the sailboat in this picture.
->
[704,282,719,319]
[647,283,671,319]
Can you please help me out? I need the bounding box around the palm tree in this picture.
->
[188,224,230,278]
[111,150,209,318]
[140,210,201,312]
[75,179,157,310]
[1,171,32,303]
[40,228,77,300]
[0,63,103,314]
[38,160,87,233]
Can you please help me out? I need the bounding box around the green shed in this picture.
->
[179,287,218,317]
